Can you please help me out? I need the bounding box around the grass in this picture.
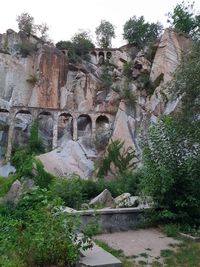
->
[95,236,200,267]
[163,241,200,267]
[0,175,16,197]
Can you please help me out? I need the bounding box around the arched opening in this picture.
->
[38,111,53,151]
[77,114,92,138]
[0,109,9,160]
[13,110,32,148]
[98,51,105,64]
[90,51,97,64]
[95,115,111,150]
[106,51,112,60]
[58,113,73,145]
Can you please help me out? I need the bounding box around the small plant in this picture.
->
[123,61,133,80]
[15,42,35,57]
[26,74,37,84]
[162,224,180,237]
[100,64,113,91]
[97,139,136,178]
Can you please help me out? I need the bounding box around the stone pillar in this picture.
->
[52,114,59,149]
[91,116,96,140]
[5,113,15,162]
[72,116,78,141]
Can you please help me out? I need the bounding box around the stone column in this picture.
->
[5,113,15,162]
[72,116,78,141]
[52,113,59,149]
[91,116,96,140]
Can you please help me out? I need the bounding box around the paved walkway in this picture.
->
[95,228,180,265]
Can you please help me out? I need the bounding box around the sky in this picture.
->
[0,0,200,47]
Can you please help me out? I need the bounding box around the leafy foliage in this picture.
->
[16,12,50,41]
[98,139,136,178]
[56,31,94,62]
[123,61,133,80]
[15,41,35,57]
[28,119,43,153]
[95,20,115,48]
[167,1,200,40]
[100,64,113,91]
[141,116,200,224]
[0,191,91,267]
[167,42,200,120]
[123,16,163,48]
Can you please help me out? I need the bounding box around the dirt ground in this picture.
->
[95,228,180,265]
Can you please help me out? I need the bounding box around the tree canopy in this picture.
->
[167,1,200,40]
[16,12,50,41]
[123,16,163,48]
[95,20,115,48]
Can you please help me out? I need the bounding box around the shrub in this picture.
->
[141,115,200,225]
[97,139,136,178]
[123,61,133,80]
[0,176,16,197]
[50,176,85,209]
[15,42,35,57]
[26,74,37,84]
[123,16,162,49]
[0,201,91,267]
[28,119,44,154]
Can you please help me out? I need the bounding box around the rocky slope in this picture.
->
[0,28,192,177]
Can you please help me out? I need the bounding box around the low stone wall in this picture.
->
[74,207,145,233]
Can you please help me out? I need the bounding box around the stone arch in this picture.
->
[0,109,9,159]
[13,110,32,148]
[95,115,111,150]
[38,111,54,151]
[106,51,112,60]
[98,51,105,64]
[77,114,92,138]
[58,113,73,143]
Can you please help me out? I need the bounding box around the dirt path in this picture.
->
[95,228,180,265]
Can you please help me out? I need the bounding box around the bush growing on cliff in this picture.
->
[167,1,200,40]
[56,31,94,62]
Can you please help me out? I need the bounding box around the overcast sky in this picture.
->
[0,0,200,47]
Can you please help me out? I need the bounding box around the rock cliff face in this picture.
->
[0,28,192,177]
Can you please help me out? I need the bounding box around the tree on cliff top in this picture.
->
[95,20,115,48]
[123,16,163,49]
[16,12,50,41]
[167,1,200,40]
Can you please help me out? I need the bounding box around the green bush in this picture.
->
[50,176,85,209]
[123,61,133,80]
[141,115,200,225]
[15,42,35,57]
[97,139,136,178]
[0,201,91,267]
[0,176,16,197]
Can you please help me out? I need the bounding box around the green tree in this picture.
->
[16,12,50,41]
[71,30,94,56]
[141,116,200,224]
[95,20,115,48]
[123,16,163,48]
[16,12,34,36]
[56,31,94,61]
[167,1,200,40]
